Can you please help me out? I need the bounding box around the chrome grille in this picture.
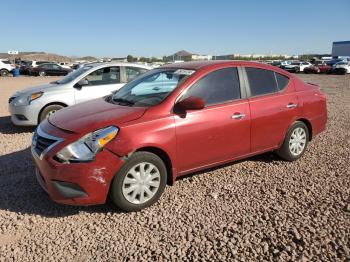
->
[34,134,57,156]
[32,126,62,158]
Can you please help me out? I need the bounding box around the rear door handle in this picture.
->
[286,103,297,109]
[231,113,245,120]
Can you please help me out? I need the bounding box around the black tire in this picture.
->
[39,71,46,77]
[39,104,64,123]
[0,69,9,77]
[110,151,167,212]
[276,121,309,161]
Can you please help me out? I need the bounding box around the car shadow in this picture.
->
[0,116,35,134]
[0,146,281,217]
[0,147,122,217]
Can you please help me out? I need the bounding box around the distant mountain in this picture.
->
[173,50,193,57]
[75,56,98,62]
[0,52,72,62]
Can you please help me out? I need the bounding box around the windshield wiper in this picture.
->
[112,97,135,106]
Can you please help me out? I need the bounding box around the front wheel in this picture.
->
[39,104,64,123]
[276,121,309,161]
[110,152,167,212]
[39,71,46,77]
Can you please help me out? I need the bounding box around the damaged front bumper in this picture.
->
[32,144,125,206]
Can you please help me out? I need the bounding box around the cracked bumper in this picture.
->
[32,147,125,206]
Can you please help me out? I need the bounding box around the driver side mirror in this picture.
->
[75,79,89,88]
[174,96,205,114]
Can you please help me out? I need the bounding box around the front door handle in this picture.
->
[231,113,245,120]
[286,103,297,109]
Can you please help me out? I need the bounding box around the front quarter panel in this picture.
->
[40,86,76,107]
[105,112,177,176]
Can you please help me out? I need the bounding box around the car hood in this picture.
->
[13,83,61,96]
[48,98,147,133]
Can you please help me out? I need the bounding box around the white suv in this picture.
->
[0,60,15,76]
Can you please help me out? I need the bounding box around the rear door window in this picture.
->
[41,64,51,69]
[125,67,148,82]
[52,64,61,70]
[275,72,289,90]
[85,67,120,86]
[245,68,278,96]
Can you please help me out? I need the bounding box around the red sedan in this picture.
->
[31,61,327,211]
[304,64,332,74]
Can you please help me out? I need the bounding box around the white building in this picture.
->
[191,54,212,60]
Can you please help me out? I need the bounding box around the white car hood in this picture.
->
[12,83,60,97]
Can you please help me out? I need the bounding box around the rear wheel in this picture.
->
[39,71,46,77]
[39,104,64,123]
[0,69,9,77]
[276,121,309,161]
[110,152,167,212]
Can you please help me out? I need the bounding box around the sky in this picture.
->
[1,0,349,57]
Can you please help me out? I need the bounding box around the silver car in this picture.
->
[9,62,151,126]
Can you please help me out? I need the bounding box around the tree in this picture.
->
[127,55,134,62]
[139,57,147,62]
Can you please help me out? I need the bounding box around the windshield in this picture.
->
[110,68,195,107]
[336,62,347,65]
[56,66,92,84]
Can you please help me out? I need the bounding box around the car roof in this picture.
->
[160,60,287,73]
[84,62,152,70]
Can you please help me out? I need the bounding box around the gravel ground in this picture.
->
[0,74,349,261]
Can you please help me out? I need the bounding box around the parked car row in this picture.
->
[8,61,327,211]
[0,59,75,77]
[0,59,15,76]
[281,61,313,73]
[268,58,350,75]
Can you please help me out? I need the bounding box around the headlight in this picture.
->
[13,92,43,106]
[55,126,119,163]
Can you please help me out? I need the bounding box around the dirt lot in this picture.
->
[0,74,349,261]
